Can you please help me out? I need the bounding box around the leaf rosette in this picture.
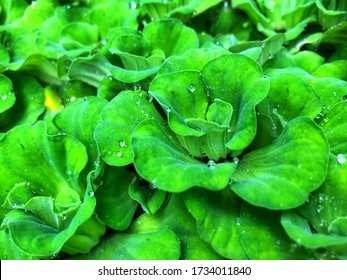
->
[97,53,269,192]
[96,52,330,210]
[232,0,318,41]
[0,122,105,259]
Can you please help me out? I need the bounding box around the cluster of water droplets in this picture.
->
[116,140,127,158]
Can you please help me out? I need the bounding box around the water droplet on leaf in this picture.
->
[119,140,126,147]
[1,95,7,101]
[116,151,123,157]
[207,160,216,169]
[188,84,196,93]
[129,0,137,9]
[233,157,240,165]
[337,154,346,164]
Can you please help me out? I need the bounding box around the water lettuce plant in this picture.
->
[0,0,346,260]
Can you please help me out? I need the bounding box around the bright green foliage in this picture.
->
[0,0,346,260]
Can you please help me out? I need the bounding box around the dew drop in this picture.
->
[93,160,100,168]
[119,140,126,147]
[88,191,94,197]
[315,112,324,120]
[332,92,337,97]
[69,96,76,102]
[136,100,141,105]
[133,84,141,91]
[188,84,196,93]
[207,160,216,169]
[337,154,346,164]
[116,151,123,157]
[129,0,137,10]
[1,95,7,101]
[233,157,240,165]
[166,107,171,113]
[146,94,153,102]
[66,170,72,175]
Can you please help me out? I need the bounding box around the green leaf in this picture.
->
[257,34,286,65]
[0,45,10,73]
[0,229,37,260]
[316,0,347,29]
[312,60,347,81]
[53,96,108,171]
[68,54,110,88]
[184,188,248,259]
[89,0,139,38]
[106,63,160,83]
[129,194,223,260]
[321,102,347,154]
[0,74,15,114]
[33,5,101,59]
[258,71,321,122]
[143,19,199,57]
[281,211,347,251]
[185,99,234,160]
[0,73,45,132]
[1,180,104,257]
[237,203,311,259]
[95,166,138,231]
[149,70,209,138]
[298,154,347,234]
[105,27,164,82]
[108,27,152,57]
[291,51,324,73]
[133,119,237,192]
[200,54,269,151]
[157,48,229,76]
[129,182,166,215]
[94,90,166,166]
[14,0,57,30]
[73,228,180,260]
[0,0,28,24]
[60,22,99,50]
[232,0,317,40]
[311,78,347,116]
[231,117,329,209]
[0,121,87,215]
[320,22,347,45]
[7,51,60,84]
